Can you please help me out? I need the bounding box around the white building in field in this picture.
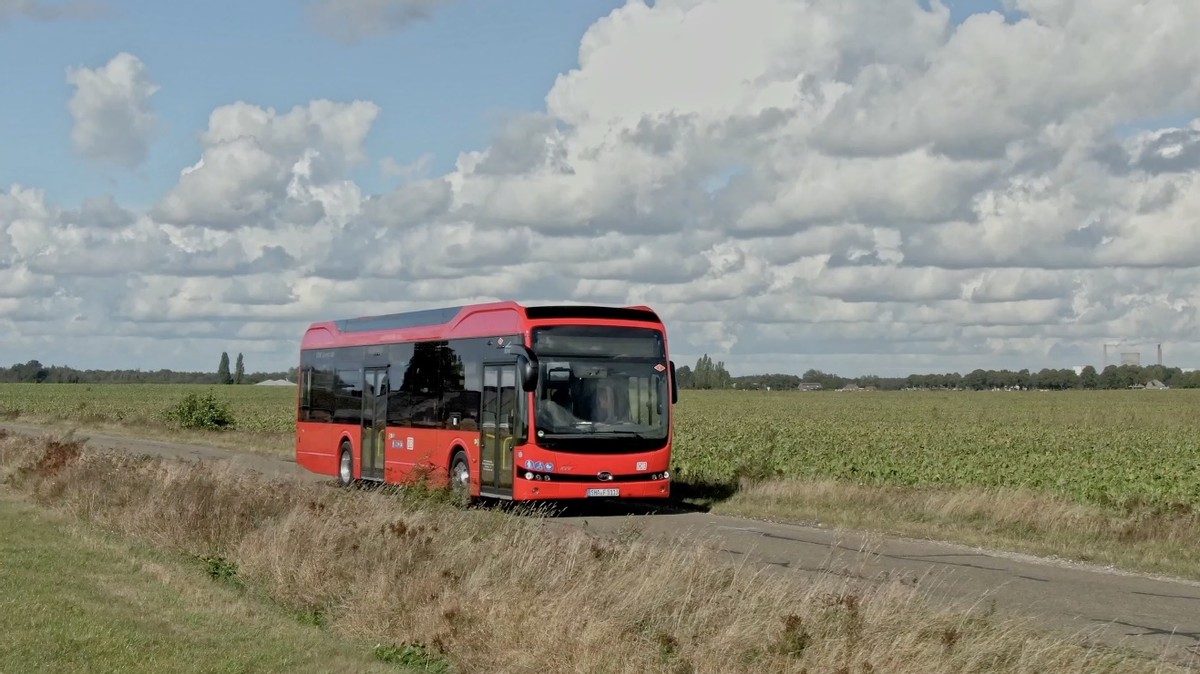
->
[255,379,296,386]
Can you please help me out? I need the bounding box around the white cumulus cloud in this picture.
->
[6,0,1200,375]
[65,51,161,168]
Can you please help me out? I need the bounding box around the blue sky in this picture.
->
[0,0,1014,211]
[0,0,629,210]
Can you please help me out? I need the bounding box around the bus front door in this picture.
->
[360,367,387,481]
[481,363,516,497]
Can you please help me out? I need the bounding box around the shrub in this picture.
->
[373,643,454,672]
[165,391,236,430]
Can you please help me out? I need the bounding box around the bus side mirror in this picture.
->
[517,355,538,392]
[504,343,539,392]
[670,360,678,404]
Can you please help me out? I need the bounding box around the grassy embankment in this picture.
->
[1,383,1198,580]
[0,429,1184,674]
[0,487,406,671]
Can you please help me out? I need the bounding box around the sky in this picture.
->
[2,0,1199,377]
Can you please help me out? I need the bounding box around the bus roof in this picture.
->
[301,301,664,350]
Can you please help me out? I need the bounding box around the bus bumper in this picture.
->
[513,477,671,500]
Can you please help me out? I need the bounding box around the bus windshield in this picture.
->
[531,326,670,445]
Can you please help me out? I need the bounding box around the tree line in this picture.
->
[7,349,1199,392]
[674,356,1200,391]
[0,353,296,385]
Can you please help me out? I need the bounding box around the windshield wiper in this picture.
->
[598,430,651,439]
[540,429,652,440]
[539,432,598,439]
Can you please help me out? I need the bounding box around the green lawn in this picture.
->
[0,492,400,674]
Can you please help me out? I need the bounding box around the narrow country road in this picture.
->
[3,422,1198,667]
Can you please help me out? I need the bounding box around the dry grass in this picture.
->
[715,479,1200,581]
[0,432,1185,674]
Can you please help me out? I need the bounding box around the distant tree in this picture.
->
[856,374,882,389]
[8,359,50,383]
[1078,365,1098,389]
[730,373,802,390]
[691,354,731,389]
[234,353,244,384]
[218,352,232,385]
[802,368,846,390]
[674,364,694,389]
[1171,370,1200,388]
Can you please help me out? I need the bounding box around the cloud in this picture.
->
[0,0,104,24]
[7,0,1200,375]
[64,52,161,169]
[153,99,379,229]
[306,0,456,44]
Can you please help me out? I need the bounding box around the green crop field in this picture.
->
[0,382,297,434]
[2,383,1198,514]
[672,389,1200,513]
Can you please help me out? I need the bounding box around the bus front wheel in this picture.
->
[338,442,354,487]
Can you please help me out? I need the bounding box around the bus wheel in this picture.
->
[338,442,353,487]
[450,450,470,498]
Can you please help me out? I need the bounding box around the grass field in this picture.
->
[0,494,404,673]
[2,383,1197,511]
[2,383,1198,578]
[0,382,294,433]
[0,382,296,453]
[0,432,1182,673]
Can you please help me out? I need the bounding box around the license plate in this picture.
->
[587,488,620,497]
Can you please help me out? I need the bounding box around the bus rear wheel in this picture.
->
[338,442,353,487]
[450,450,470,498]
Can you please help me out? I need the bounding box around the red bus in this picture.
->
[295,301,678,501]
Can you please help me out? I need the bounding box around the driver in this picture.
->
[538,385,575,427]
[593,382,617,423]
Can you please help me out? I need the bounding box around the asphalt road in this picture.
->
[3,422,1199,667]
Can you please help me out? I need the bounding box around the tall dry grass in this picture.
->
[0,432,1182,674]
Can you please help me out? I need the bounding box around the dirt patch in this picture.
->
[25,437,84,478]
[4,436,85,487]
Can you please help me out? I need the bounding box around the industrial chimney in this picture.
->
[1158,343,1163,367]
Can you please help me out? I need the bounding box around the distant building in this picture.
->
[255,379,296,386]
[797,383,822,391]
[1144,379,1168,390]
